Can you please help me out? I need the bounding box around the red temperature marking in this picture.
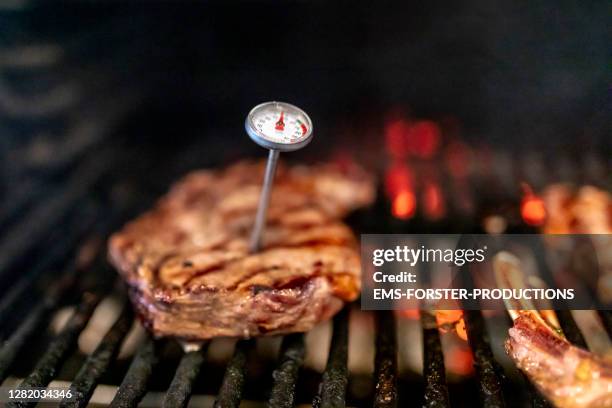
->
[297,119,307,135]
[275,111,285,131]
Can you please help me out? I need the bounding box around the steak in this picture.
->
[108,160,374,340]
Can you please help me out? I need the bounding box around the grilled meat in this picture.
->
[108,160,374,340]
[507,312,612,408]
[495,252,612,408]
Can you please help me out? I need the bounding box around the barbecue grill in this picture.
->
[1,144,609,407]
[1,2,610,407]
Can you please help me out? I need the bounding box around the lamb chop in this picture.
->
[494,252,612,408]
[108,160,374,341]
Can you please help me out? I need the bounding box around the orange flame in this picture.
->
[436,310,468,341]
[407,120,441,159]
[398,309,420,320]
[456,317,468,341]
[385,119,411,159]
[445,347,474,376]
[385,118,441,159]
[521,183,546,226]
[392,189,416,220]
[423,181,446,221]
[384,162,413,197]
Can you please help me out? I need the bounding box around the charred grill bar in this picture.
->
[268,333,306,408]
[315,308,350,408]
[110,338,158,407]
[421,311,450,408]
[61,303,134,408]
[163,346,209,408]
[373,310,398,408]
[462,310,505,407]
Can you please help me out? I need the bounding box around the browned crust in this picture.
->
[108,160,375,339]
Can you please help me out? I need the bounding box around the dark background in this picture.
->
[1,1,610,189]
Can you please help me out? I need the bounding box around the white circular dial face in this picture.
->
[247,102,312,146]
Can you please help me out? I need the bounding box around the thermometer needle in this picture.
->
[275,111,285,131]
[250,149,279,252]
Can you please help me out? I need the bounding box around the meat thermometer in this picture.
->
[246,101,313,252]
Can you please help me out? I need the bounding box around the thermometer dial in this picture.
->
[246,101,313,152]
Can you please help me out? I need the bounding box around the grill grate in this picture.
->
[1,152,610,407]
[214,339,254,408]
[110,338,158,408]
[314,308,349,408]
[0,235,607,407]
[463,310,505,407]
[8,290,103,408]
[164,346,209,408]
[421,311,449,407]
[373,310,398,408]
[268,333,306,408]
[63,303,134,408]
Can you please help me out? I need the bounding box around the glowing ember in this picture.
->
[397,309,420,320]
[521,184,546,226]
[385,118,441,159]
[385,119,411,158]
[384,162,414,197]
[445,347,474,376]
[436,310,468,341]
[392,189,416,220]
[407,120,441,158]
[423,181,445,221]
[456,317,468,341]
[436,310,463,327]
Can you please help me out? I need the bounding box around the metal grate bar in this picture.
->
[313,307,349,408]
[110,337,158,408]
[421,311,450,408]
[0,300,51,383]
[554,310,587,348]
[162,344,209,408]
[213,339,255,408]
[463,310,505,408]
[0,153,110,284]
[7,289,104,408]
[0,181,43,231]
[373,310,398,408]
[59,303,134,408]
[268,333,305,408]
[529,237,588,348]
[598,310,612,339]
[0,203,98,326]
[454,236,506,407]
[0,252,88,383]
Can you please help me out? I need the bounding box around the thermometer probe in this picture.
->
[246,101,314,252]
